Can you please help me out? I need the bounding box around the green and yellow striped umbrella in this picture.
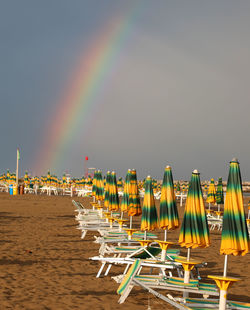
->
[206,178,216,207]
[216,177,224,210]
[109,171,120,212]
[220,159,249,257]
[121,169,131,213]
[160,166,179,240]
[104,171,111,210]
[208,159,250,310]
[141,176,158,234]
[179,170,210,249]
[176,181,181,193]
[128,169,141,228]
[91,171,98,201]
[95,170,104,202]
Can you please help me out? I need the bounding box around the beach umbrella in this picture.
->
[95,170,104,202]
[6,169,10,184]
[208,159,249,310]
[206,178,216,210]
[121,169,131,214]
[159,166,179,241]
[47,171,51,185]
[92,171,97,201]
[24,171,29,186]
[176,181,181,193]
[178,170,210,284]
[117,177,123,190]
[104,171,111,210]
[220,158,249,261]
[109,171,120,212]
[216,177,224,211]
[141,176,158,239]
[127,169,142,228]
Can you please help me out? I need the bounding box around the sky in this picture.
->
[1,0,250,181]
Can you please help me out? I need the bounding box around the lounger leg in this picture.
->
[96,262,106,278]
[81,230,87,239]
[123,264,130,275]
[104,264,112,276]
[160,268,166,276]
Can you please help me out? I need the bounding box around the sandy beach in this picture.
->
[0,193,249,309]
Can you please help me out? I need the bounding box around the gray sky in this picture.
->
[1,0,250,181]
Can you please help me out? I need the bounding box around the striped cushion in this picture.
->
[117,259,141,295]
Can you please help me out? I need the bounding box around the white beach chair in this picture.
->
[117,259,218,305]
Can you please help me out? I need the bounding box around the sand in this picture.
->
[0,193,249,309]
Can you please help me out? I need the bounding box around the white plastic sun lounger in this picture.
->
[117,260,219,305]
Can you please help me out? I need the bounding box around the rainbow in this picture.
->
[34,4,141,175]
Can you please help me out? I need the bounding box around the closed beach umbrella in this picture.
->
[92,171,98,201]
[179,169,210,286]
[206,178,216,209]
[121,169,131,213]
[104,171,111,210]
[95,170,104,202]
[128,169,142,228]
[220,158,249,259]
[24,171,29,186]
[109,171,120,212]
[179,169,210,249]
[47,171,51,186]
[216,177,224,211]
[160,166,179,241]
[210,159,250,310]
[141,176,158,238]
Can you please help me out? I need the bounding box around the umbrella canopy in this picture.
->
[159,166,179,231]
[92,170,98,198]
[206,178,216,204]
[141,176,158,231]
[95,170,104,201]
[216,177,224,205]
[179,170,210,249]
[109,171,120,212]
[121,169,131,212]
[104,171,111,209]
[128,169,141,216]
[220,159,249,256]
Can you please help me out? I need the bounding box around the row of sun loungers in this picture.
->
[72,199,250,309]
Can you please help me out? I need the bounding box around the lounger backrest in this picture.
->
[132,246,161,259]
[117,259,141,295]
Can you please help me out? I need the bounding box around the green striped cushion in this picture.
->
[166,277,198,288]
[117,259,141,295]
[228,301,250,308]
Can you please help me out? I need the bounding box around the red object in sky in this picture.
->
[85,156,88,161]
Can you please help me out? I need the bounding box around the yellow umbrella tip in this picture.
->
[165,165,171,169]
[193,169,199,174]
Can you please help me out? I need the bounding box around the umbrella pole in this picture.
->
[144,230,147,240]
[217,255,229,310]
[164,229,167,242]
[183,248,191,298]
[184,248,191,282]
[208,202,211,210]
[223,255,228,277]
[218,204,220,212]
[121,211,123,219]
[130,216,132,229]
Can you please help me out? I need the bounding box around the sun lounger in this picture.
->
[117,260,219,304]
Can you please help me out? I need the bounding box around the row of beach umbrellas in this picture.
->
[91,159,249,310]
